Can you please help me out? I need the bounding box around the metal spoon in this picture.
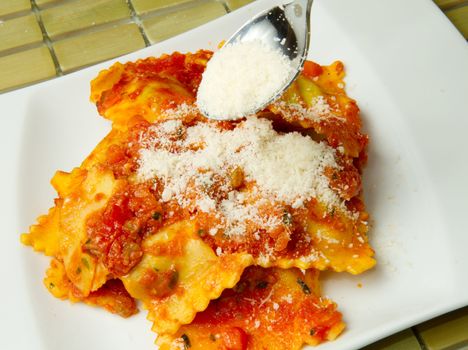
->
[201,0,312,120]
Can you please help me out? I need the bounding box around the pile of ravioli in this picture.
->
[22,50,375,350]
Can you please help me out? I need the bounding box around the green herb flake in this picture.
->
[209,334,216,342]
[310,328,316,336]
[169,270,179,289]
[153,266,159,272]
[76,267,82,275]
[197,229,205,236]
[49,282,55,289]
[234,281,247,294]
[296,278,311,294]
[256,281,268,289]
[282,211,293,226]
[123,221,138,233]
[181,334,191,348]
[176,127,185,139]
[152,212,162,220]
[81,257,90,269]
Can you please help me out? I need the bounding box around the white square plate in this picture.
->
[1,0,467,349]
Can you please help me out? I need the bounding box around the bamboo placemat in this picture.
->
[1,1,467,349]
[0,0,466,93]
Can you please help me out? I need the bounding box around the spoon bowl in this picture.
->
[200,0,312,120]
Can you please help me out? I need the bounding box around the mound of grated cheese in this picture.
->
[137,116,343,236]
[197,40,294,120]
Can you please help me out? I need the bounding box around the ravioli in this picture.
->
[22,50,374,348]
[90,51,212,128]
[88,51,375,275]
[158,267,344,350]
[121,220,252,335]
[22,165,119,296]
[44,258,137,318]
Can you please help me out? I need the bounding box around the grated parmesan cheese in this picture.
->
[197,40,294,119]
[137,115,346,238]
[171,338,185,350]
[138,117,340,204]
[160,102,198,119]
[271,95,339,122]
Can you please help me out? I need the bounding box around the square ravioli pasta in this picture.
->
[158,266,345,350]
[22,50,374,349]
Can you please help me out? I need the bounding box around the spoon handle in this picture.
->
[283,0,312,60]
[285,0,313,11]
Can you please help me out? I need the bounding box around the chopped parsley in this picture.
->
[282,211,293,226]
[176,127,185,139]
[169,270,179,289]
[296,278,311,294]
[181,334,191,348]
[81,257,90,269]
